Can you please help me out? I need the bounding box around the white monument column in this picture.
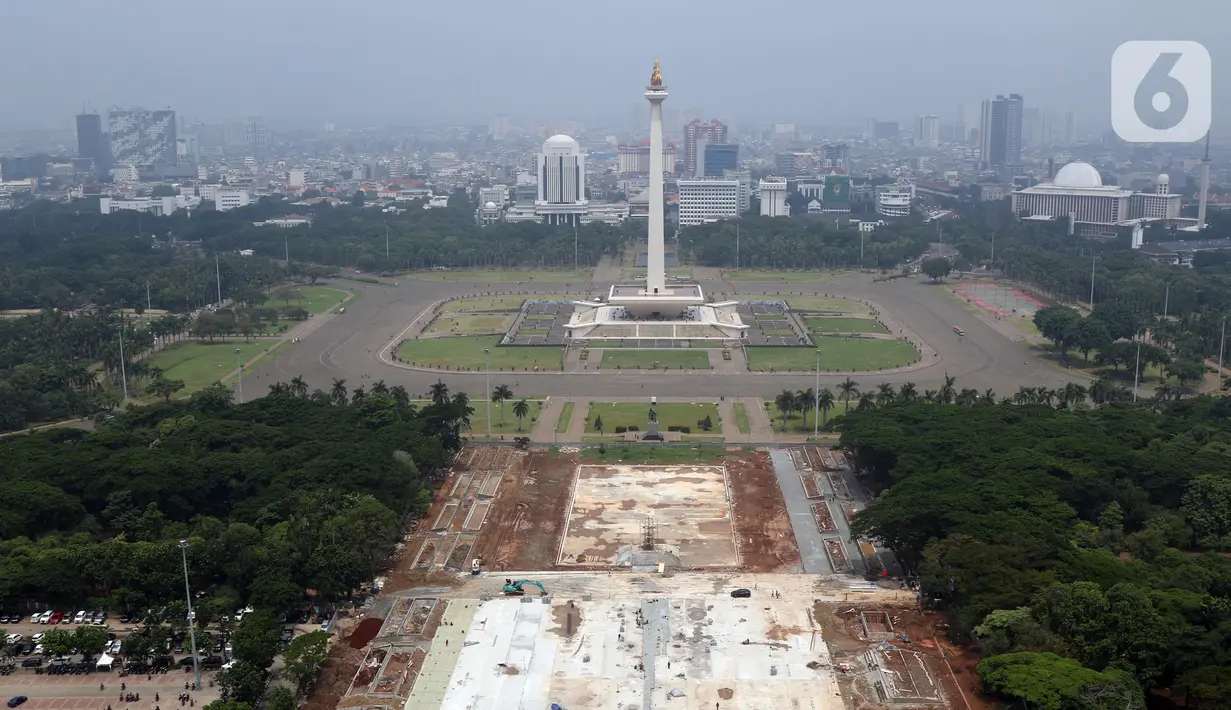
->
[645,60,668,295]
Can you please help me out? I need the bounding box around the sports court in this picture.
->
[953,282,1045,317]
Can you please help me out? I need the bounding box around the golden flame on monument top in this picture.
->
[649,59,663,88]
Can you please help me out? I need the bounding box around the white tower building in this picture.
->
[759,178,790,217]
[534,134,588,226]
[644,67,668,295]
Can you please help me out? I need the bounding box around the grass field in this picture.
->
[585,402,720,434]
[556,401,575,434]
[579,444,728,464]
[269,285,350,315]
[407,269,590,283]
[145,341,273,394]
[597,349,710,370]
[426,314,513,335]
[746,336,919,372]
[396,335,563,371]
[441,295,529,313]
[721,270,840,282]
[784,295,871,315]
[620,267,694,280]
[804,316,889,334]
[733,402,750,434]
[463,399,542,438]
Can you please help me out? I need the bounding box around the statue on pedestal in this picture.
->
[643,407,662,441]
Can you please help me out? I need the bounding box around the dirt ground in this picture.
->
[728,449,803,572]
[301,641,366,710]
[813,600,992,710]
[473,448,579,570]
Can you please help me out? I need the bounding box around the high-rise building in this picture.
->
[917,115,940,148]
[984,94,1024,174]
[245,117,267,159]
[862,118,876,140]
[683,119,727,177]
[759,178,789,217]
[821,143,849,170]
[676,179,740,226]
[534,134,588,226]
[75,112,108,179]
[1065,110,1076,146]
[617,140,676,175]
[488,114,509,140]
[702,143,738,177]
[109,108,176,167]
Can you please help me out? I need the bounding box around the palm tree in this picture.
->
[146,376,185,404]
[817,388,835,430]
[429,380,449,405]
[452,392,469,408]
[875,383,897,407]
[937,374,957,405]
[796,389,815,431]
[856,392,875,410]
[268,382,291,396]
[898,382,918,403]
[330,378,348,406]
[351,387,366,403]
[370,380,390,396]
[389,385,410,409]
[289,376,309,398]
[492,384,513,428]
[922,389,938,403]
[1014,386,1033,406]
[774,390,796,432]
[1037,388,1057,407]
[956,388,979,406]
[512,398,530,431]
[837,378,860,414]
[982,388,996,404]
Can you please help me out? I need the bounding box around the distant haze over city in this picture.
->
[2,0,1228,132]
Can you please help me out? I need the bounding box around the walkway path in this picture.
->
[745,397,775,441]
[768,450,831,574]
[563,397,590,440]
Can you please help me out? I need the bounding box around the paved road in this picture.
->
[767,450,831,574]
[241,272,1076,399]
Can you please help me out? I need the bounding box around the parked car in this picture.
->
[20,657,41,667]
[212,639,223,653]
[30,633,44,643]
[37,611,52,624]
[172,638,184,654]
[0,615,10,624]
[7,697,28,709]
[280,628,295,643]
[32,645,43,656]
[201,656,223,670]
[4,634,21,645]
[730,588,752,598]
[94,611,108,624]
[48,612,63,625]
[73,610,87,624]
[17,642,34,656]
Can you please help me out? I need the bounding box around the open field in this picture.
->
[440,295,528,313]
[805,316,889,334]
[784,295,872,315]
[555,401,574,434]
[723,269,841,282]
[461,400,542,438]
[747,336,920,372]
[426,313,514,336]
[269,285,350,315]
[406,269,590,283]
[396,336,563,371]
[596,349,709,370]
[585,402,720,433]
[145,341,273,393]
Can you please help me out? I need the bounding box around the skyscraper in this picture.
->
[917,115,940,148]
[109,108,177,168]
[245,116,267,159]
[1065,110,1076,146]
[534,134,587,227]
[683,119,727,177]
[702,143,739,177]
[986,94,1024,175]
[75,112,108,180]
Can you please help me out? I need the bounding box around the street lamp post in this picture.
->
[1089,254,1098,308]
[484,348,492,439]
[1219,317,1227,393]
[118,322,129,404]
[178,540,201,691]
[1133,339,1141,402]
[235,348,244,404]
[814,350,821,439]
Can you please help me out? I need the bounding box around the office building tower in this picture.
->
[534,134,588,226]
[684,119,727,177]
[702,143,738,177]
[917,115,940,148]
[723,169,752,213]
[863,118,876,140]
[617,140,676,175]
[245,117,267,159]
[75,112,108,179]
[983,94,1024,174]
[109,108,176,167]
[759,178,789,217]
[488,114,509,140]
[676,179,740,226]
[821,143,848,169]
[1065,110,1076,146]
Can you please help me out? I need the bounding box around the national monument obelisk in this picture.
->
[644,59,668,296]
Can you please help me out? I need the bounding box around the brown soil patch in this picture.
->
[422,600,448,640]
[717,688,734,700]
[766,623,804,642]
[445,542,472,571]
[373,652,408,694]
[381,571,461,596]
[351,647,386,690]
[403,602,433,635]
[300,642,365,710]
[413,541,437,569]
[502,665,520,675]
[348,618,383,649]
[473,449,578,570]
[550,601,583,638]
[728,450,802,572]
[403,647,427,696]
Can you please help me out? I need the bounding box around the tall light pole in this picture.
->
[235,348,244,404]
[178,540,201,691]
[735,224,740,272]
[484,348,491,439]
[146,282,152,312]
[1133,339,1141,402]
[990,231,995,266]
[1088,254,1098,308]
[284,233,289,263]
[1163,282,1170,320]
[385,224,390,259]
[1219,316,1227,393]
[573,224,578,271]
[215,255,223,306]
[814,350,821,439]
[859,231,865,270]
[118,322,129,404]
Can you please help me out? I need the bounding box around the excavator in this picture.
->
[502,579,547,596]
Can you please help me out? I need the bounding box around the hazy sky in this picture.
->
[2,0,1226,132]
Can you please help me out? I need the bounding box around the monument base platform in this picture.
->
[564,283,748,341]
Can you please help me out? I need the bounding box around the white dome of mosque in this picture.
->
[543,134,580,150]
[484,201,497,209]
[1157,173,1170,184]
[1053,162,1103,188]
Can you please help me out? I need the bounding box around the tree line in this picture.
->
[840,395,1231,708]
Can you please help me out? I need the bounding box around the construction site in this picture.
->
[304,446,964,710]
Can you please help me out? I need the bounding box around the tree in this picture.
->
[232,610,282,670]
[837,377,860,414]
[73,624,108,660]
[1181,475,1231,545]
[217,660,268,704]
[921,257,952,282]
[265,687,295,710]
[329,378,348,406]
[1033,306,1081,363]
[512,398,529,431]
[796,389,815,431]
[593,415,603,435]
[1070,317,1110,363]
[352,190,366,207]
[289,376,309,398]
[817,388,835,429]
[203,702,253,710]
[1175,666,1231,710]
[1167,358,1206,387]
[978,652,1144,710]
[281,630,332,693]
[248,568,303,614]
[875,383,897,406]
[491,384,513,428]
[42,627,75,658]
[429,380,449,405]
[774,390,795,431]
[150,185,178,197]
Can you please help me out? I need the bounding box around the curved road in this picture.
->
[246,274,1077,399]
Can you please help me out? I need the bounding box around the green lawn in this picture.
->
[721,270,841,282]
[441,295,529,313]
[620,267,694,280]
[586,340,625,348]
[784,296,871,315]
[580,444,728,464]
[556,401,575,434]
[597,349,710,370]
[746,336,920,372]
[407,269,590,283]
[585,402,720,433]
[764,403,848,434]
[804,316,889,334]
[427,314,513,335]
[145,341,274,394]
[396,335,563,371]
[269,285,350,315]
[463,399,542,438]
[733,402,750,434]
